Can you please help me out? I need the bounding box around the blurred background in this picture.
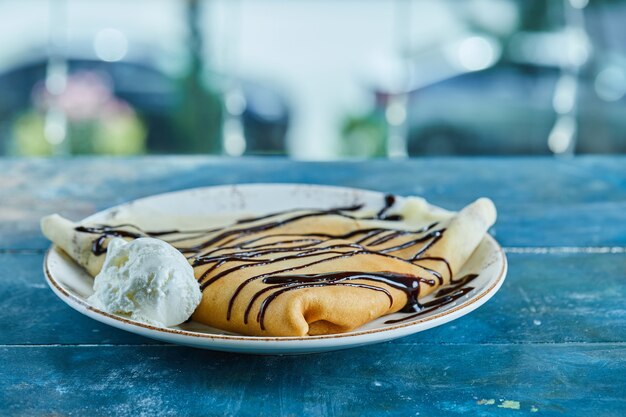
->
[1,0,625,159]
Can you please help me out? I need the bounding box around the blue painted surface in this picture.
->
[2,344,625,417]
[0,156,625,416]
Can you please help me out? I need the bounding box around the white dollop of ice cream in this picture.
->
[87,237,202,327]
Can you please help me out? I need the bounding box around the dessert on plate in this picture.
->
[41,194,496,337]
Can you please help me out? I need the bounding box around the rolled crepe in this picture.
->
[42,214,115,277]
[41,197,496,336]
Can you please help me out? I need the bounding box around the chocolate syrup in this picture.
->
[383,274,479,324]
[74,225,144,255]
[375,194,402,221]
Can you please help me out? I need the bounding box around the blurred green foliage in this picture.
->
[11,110,146,156]
[340,110,387,158]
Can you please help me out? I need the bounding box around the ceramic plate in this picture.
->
[44,184,507,354]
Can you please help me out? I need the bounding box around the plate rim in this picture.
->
[43,183,508,344]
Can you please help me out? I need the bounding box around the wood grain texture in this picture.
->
[1,344,624,417]
[1,252,624,345]
[1,156,626,249]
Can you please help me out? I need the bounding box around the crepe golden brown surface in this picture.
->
[41,196,496,336]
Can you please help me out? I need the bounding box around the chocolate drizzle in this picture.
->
[383,273,479,324]
[74,225,144,255]
[75,195,471,330]
[375,194,402,221]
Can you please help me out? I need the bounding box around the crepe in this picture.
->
[41,197,496,336]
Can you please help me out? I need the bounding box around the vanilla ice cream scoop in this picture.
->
[87,237,202,327]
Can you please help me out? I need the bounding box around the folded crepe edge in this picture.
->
[260,197,498,336]
[420,197,497,282]
[41,214,105,277]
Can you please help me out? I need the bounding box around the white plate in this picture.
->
[44,184,507,354]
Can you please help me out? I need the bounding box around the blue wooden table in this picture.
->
[1,156,625,416]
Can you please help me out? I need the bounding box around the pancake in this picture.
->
[41,196,496,336]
